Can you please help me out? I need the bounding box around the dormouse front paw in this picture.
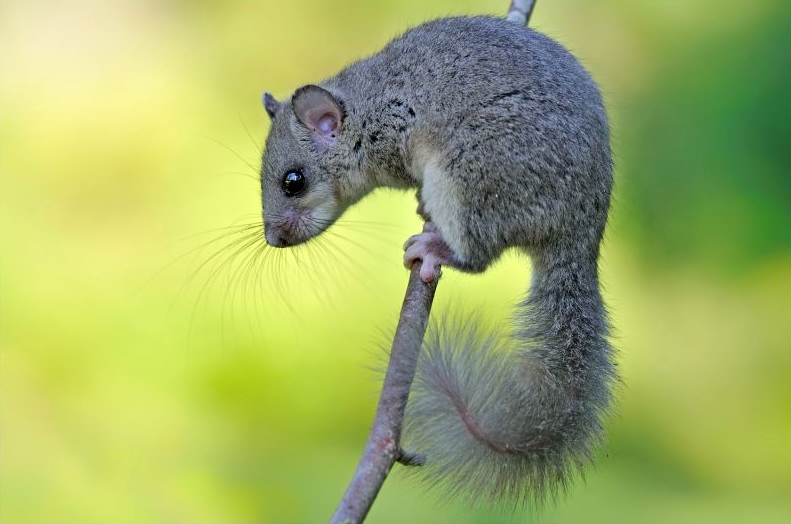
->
[403,222,461,283]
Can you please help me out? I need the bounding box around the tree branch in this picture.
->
[506,0,536,25]
[330,264,437,524]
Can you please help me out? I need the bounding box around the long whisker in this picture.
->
[196,132,260,174]
[220,228,265,345]
[239,113,265,155]
[187,228,264,348]
[170,204,401,347]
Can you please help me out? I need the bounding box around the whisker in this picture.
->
[187,228,263,349]
[211,170,260,183]
[166,228,261,321]
[171,202,403,348]
[139,220,262,296]
[195,132,260,174]
[240,239,269,339]
[239,113,265,155]
[220,231,263,344]
[335,218,403,231]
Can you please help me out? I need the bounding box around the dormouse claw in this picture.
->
[403,222,457,283]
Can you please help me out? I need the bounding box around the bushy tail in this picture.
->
[402,252,617,507]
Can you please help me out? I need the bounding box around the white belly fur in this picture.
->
[411,147,469,264]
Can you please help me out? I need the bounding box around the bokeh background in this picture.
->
[2,1,789,523]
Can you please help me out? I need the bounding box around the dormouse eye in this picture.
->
[282,170,306,196]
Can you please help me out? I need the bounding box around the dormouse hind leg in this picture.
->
[404,222,465,283]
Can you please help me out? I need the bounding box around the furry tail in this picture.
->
[402,253,617,507]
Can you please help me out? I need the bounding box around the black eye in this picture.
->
[282,170,306,196]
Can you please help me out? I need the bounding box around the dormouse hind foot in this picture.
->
[403,222,461,283]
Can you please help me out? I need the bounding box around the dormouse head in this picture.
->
[260,85,363,248]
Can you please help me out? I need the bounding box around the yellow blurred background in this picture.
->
[1,1,789,523]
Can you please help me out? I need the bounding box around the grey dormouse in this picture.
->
[260,16,616,507]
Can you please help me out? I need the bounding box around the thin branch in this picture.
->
[330,264,437,524]
[506,0,536,25]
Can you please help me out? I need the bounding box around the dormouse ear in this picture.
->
[292,85,344,138]
[262,92,282,119]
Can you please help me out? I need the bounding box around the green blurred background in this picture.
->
[2,1,789,523]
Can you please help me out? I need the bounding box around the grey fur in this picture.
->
[260,16,616,507]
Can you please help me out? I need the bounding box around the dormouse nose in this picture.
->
[264,226,291,248]
[264,228,281,247]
